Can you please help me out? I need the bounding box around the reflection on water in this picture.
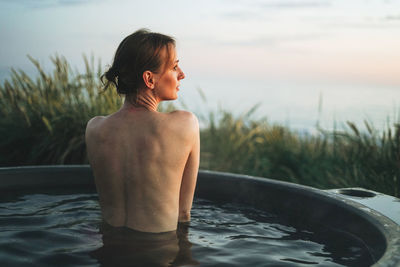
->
[90,222,199,267]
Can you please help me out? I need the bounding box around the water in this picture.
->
[0,190,374,266]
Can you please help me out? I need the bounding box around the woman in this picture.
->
[85,29,200,234]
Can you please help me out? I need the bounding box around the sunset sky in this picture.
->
[1,0,399,130]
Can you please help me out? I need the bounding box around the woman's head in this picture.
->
[102,29,179,102]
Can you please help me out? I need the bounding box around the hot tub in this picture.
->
[0,165,399,266]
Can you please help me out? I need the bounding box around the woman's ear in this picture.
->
[143,71,155,89]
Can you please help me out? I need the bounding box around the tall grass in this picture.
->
[1,56,399,197]
[200,109,400,197]
[0,55,122,165]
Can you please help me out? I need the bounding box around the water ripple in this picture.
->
[0,192,374,266]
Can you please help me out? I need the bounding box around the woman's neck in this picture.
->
[125,88,160,112]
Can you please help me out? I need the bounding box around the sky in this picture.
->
[1,0,399,131]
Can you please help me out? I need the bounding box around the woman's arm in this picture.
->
[178,115,200,222]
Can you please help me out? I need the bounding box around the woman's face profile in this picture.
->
[153,46,185,101]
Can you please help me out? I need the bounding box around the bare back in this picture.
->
[85,107,199,233]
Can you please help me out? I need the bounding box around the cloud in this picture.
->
[221,10,262,21]
[219,0,331,23]
[215,33,323,48]
[218,0,331,9]
[0,0,98,8]
[385,14,400,20]
[257,0,331,9]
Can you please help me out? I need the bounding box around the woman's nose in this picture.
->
[178,69,185,80]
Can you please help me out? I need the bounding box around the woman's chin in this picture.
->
[161,95,178,101]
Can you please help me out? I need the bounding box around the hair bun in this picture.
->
[104,66,119,83]
[108,66,118,77]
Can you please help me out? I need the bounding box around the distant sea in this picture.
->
[179,74,400,133]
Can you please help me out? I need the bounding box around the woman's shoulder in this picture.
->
[85,115,109,138]
[164,110,199,135]
[86,116,107,129]
[168,110,198,126]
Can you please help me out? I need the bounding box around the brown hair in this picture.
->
[101,29,175,102]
